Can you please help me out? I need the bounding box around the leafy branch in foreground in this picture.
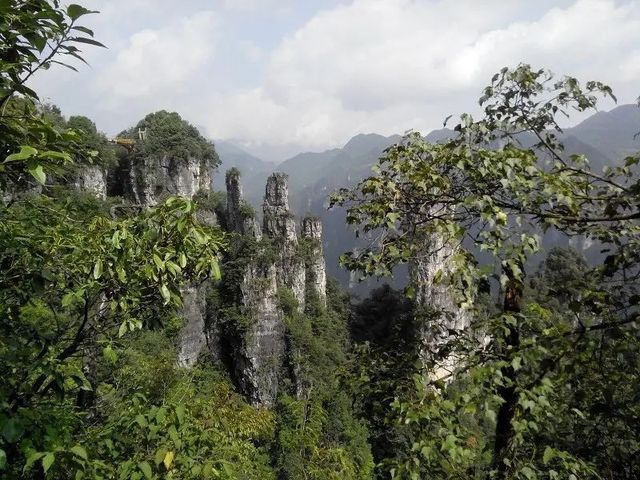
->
[333,64,640,479]
[0,193,226,476]
[1,0,106,189]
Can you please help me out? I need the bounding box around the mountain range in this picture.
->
[213,104,640,294]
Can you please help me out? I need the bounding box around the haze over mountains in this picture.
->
[213,104,640,293]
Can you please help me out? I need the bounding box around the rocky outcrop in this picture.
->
[226,168,261,238]
[156,166,328,408]
[126,154,211,207]
[234,263,284,406]
[263,173,306,312]
[302,216,327,307]
[226,168,244,233]
[411,233,469,382]
[74,165,106,199]
[177,284,209,368]
[210,171,331,407]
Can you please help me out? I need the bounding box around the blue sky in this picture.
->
[34,0,640,161]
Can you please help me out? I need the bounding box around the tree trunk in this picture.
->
[492,272,522,479]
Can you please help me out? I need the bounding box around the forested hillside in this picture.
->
[1,2,640,480]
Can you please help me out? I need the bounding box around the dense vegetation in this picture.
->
[333,66,640,479]
[1,1,640,479]
[119,111,220,167]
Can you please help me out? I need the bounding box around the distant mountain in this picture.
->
[566,104,640,161]
[215,140,271,174]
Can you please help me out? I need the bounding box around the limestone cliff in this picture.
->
[411,233,470,382]
[212,171,328,407]
[176,284,209,368]
[110,111,218,207]
[234,263,283,406]
[302,216,327,307]
[263,173,306,312]
[97,125,328,408]
[125,154,211,207]
[74,165,107,199]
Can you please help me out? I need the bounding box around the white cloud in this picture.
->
[30,0,640,158]
[238,41,265,62]
[199,0,640,156]
[95,11,218,102]
[223,0,291,12]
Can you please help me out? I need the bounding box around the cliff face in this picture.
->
[235,263,283,406]
[212,171,328,407]
[74,165,107,199]
[95,127,328,407]
[410,232,469,382]
[126,154,211,207]
[176,284,209,368]
[263,173,306,312]
[302,217,327,307]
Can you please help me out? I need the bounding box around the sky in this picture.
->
[33,0,640,162]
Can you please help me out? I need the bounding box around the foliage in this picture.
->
[0,191,225,477]
[275,283,374,480]
[120,111,220,168]
[348,285,419,474]
[333,64,640,479]
[73,329,276,480]
[0,0,105,189]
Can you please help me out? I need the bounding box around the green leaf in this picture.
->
[2,418,24,442]
[40,150,71,161]
[69,37,106,48]
[70,445,88,460]
[520,466,537,480]
[135,414,147,427]
[138,461,152,479]
[211,260,221,280]
[175,405,185,425]
[42,453,55,473]
[118,322,127,338]
[485,407,496,424]
[154,448,167,466]
[67,4,96,20]
[93,258,103,279]
[72,26,94,36]
[103,344,117,363]
[153,254,164,270]
[0,449,6,470]
[28,164,46,184]
[543,446,555,465]
[4,145,37,162]
[511,356,522,371]
[24,452,45,471]
[160,284,171,304]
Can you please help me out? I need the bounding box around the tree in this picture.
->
[0,3,229,477]
[0,0,105,189]
[332,64,640,479]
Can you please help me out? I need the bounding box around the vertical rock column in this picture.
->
[225,168,243,233]
[177,284,209,367]
[263,173,306,312]
[411,232,469,382]
[226,168,261,237]
[74,165,107,199]
[222,171,284,407]
[302,216,327,308]
[236,262,283,406]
